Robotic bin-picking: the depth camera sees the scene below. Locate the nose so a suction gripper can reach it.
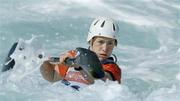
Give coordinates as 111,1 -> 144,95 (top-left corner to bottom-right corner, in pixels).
102,43 -> 108,52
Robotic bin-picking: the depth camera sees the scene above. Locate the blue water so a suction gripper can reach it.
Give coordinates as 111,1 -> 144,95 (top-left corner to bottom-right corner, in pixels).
0,0 -> 180,101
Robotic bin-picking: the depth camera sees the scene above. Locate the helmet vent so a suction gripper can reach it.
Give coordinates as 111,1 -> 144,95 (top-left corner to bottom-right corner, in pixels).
113,23 -> 116,31
101,21 -> 105,27
94,20 -> 99,25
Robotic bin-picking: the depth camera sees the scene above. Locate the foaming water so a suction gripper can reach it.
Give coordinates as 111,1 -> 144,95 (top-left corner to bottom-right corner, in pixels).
0,0 -> 180,101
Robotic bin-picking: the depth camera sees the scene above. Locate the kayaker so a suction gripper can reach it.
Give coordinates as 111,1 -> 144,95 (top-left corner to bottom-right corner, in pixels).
40,17 -> 122,90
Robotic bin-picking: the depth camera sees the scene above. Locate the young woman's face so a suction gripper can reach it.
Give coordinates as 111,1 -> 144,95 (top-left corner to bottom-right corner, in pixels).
90,36 -> 116,61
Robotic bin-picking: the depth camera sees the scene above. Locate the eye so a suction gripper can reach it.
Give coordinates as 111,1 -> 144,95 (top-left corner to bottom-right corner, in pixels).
98,40 -> 105,44
107,41 -> 114,45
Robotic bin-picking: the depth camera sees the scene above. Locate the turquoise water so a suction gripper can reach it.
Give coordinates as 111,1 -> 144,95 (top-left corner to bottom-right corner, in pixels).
0,0 -> 180,101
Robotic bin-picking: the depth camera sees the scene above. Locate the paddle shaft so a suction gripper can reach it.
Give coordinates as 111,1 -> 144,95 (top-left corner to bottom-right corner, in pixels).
49,57 -> 75,66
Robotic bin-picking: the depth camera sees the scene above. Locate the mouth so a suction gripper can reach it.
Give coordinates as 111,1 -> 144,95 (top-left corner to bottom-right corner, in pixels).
99,54 -> 108,58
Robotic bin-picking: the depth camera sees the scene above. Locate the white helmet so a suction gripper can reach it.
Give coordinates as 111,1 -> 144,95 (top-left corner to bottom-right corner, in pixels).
87,17 -> 119,43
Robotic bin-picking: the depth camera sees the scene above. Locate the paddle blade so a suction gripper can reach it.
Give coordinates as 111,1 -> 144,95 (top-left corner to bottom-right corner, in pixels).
2,42 -> 18,72
75,47 -> 105,78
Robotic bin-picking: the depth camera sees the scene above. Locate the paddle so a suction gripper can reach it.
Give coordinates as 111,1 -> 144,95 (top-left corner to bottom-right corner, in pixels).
2,42 -> 105,79
50,47 -> 105,78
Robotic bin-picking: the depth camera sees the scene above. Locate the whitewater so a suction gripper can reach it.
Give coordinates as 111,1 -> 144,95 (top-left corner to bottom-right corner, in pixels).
0,0 -> 180,101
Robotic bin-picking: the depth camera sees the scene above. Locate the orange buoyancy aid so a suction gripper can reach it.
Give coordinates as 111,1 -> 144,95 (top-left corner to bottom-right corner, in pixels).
103,63 -> 121,83
55,50 -> 121,84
